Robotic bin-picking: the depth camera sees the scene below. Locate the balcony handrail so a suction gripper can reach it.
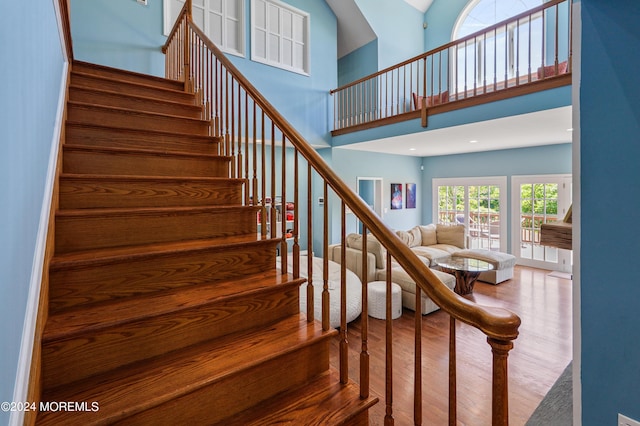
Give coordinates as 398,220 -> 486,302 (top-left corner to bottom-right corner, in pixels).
331,0 -> 568,94
330,0 -> 572,133
163,2 -> 521,423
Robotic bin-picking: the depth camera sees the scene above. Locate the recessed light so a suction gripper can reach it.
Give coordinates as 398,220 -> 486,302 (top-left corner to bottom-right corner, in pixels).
469,140 -> 478,144
409,148 -> 416,151
566,128 -> 573,132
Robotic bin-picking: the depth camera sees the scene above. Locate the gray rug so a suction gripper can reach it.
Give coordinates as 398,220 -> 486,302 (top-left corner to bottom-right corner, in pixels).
525,361 -> 573,425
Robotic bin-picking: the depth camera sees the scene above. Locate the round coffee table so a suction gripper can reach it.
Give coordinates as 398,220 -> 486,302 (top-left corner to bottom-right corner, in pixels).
435,257 -> 494,295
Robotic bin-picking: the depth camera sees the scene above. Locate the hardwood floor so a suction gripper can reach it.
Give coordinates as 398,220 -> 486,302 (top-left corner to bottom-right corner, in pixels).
330,265 -> 573,425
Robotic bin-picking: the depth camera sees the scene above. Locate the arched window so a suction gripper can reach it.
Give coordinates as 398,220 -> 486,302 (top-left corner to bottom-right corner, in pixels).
451,0 -> 546,93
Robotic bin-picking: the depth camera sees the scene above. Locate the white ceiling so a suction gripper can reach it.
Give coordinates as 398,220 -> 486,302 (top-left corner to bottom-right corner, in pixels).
336,106 -> 573,157
403,0 -> 434,13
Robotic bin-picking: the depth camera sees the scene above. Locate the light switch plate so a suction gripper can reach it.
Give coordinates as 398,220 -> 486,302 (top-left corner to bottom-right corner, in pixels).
137,0 -> 148,5
619,414 -> 640,426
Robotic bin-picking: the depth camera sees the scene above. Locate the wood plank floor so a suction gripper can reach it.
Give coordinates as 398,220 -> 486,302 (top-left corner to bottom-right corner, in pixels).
330,265 -> 573,425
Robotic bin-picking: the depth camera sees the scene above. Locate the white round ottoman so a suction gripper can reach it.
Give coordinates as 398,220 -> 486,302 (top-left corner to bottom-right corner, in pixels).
367,281 -> 402,320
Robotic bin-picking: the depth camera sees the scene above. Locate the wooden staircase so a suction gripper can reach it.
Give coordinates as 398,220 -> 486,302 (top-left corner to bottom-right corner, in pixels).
37,61 -> 376,425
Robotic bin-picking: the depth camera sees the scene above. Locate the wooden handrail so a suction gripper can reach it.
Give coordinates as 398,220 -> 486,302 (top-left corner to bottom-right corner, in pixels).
58,0 -> 74,60
164,8 -> 521,423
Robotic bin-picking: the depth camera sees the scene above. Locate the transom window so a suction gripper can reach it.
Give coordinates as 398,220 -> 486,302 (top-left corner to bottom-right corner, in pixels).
251,0 -> 310,75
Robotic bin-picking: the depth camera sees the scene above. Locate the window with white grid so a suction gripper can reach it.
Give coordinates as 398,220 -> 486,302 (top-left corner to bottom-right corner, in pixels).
251,0 -> 310,75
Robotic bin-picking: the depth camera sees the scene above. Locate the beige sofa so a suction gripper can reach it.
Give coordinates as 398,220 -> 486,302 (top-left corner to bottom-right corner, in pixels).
327,224 -> 516,315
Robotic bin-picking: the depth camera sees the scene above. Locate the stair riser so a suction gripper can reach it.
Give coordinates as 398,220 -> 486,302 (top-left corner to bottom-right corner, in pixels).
49,242 -> 278,312
71,73 -> 194,103
65,124 -> 219,154
55,208 -> 257,253
68,104 -> 210,135
62,148 -> 229,178
73,62 -> 185,91
119,341 -> 331,425
69,86 -> 203,119
42,285 -> 301,390
59,178 -> 244,209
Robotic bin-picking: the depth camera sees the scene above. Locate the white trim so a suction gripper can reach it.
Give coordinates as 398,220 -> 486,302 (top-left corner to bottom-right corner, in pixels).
571,1 -> 581,424
9,12 -> 68,423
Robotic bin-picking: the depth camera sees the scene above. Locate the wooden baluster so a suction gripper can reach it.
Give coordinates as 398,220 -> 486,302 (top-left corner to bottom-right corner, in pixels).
527,15 -> 532,83
183,14 -> 191,92
270,121 -> 276,247
236,82 -> 242,178
515,20 -> 520,85
483,32 -> 487,91
449,316 -> 457,426
384,252 -> 394,425
414,285 -> 422,425
230,78 -> 236,178
568,0 -> 573,73
280,134 -> 288,266
554,4 -> 560,75
306,163 -> 314,322
322,182 -> 330,331
292,149 -> 300,278
489,338 -> 514,426
340,202 -> 348,385
225,70 -> 230,157
541,9 -> 546,75
360,226 -> 370,399
244,92 -> 250,205
252,102 -> 261,236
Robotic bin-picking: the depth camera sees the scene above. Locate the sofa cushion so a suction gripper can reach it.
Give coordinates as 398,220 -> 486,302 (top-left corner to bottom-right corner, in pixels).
429,244 -> 461,254
419,224 -> 438,246
411,246 -> 453,265
346,233 -> 386,269
396,226 -> 422,248
436,224 -> 466,248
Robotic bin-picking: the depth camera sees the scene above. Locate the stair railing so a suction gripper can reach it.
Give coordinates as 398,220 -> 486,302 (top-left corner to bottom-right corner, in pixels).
330,0 -> 572,133
163,4 -> 521,424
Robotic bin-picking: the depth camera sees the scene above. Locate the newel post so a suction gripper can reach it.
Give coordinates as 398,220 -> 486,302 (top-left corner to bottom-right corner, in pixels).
183,0 -> 193,92
488,337 -> 514,426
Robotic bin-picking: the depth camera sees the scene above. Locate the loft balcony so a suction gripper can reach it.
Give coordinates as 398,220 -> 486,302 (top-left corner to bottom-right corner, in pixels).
330,0 -> 572,141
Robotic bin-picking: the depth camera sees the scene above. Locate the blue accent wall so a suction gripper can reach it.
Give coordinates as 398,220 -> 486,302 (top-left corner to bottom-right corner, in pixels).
70,0 -> 166,76
423,0 -> 468,50
580,0 -> 640,423
338,39 -> 378,87
421,143 -> 572,252
0,1 -> 65,422
331,148 -> 423,236
354,0 -> 425,70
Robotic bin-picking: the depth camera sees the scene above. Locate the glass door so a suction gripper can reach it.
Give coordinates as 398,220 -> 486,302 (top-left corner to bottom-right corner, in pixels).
434,177 -> 507,251
512,175 -> 572,271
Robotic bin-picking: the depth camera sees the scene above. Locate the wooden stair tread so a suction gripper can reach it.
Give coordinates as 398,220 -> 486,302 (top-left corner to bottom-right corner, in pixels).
43,271 -> 304,341
71,70 -> 190,97
218,369 -> 378,426
63,143 -> 230,161
60,173 -> 245,184
56,204 -> 258,219
73,60 -> 185,90
68,100 -> 209,124
69,84 -> 202,110
65,121 -> 222,144
50,234 -> 276,269
40,315 -> 334,425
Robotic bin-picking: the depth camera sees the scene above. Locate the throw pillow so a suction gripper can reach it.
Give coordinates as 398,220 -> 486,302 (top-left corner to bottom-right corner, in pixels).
419,224 -> 437,246
396,226 -> 422,248
436,224 -> 466,248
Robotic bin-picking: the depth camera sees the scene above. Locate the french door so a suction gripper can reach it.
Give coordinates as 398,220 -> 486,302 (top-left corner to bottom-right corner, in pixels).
511,174 -> 572,272
433,177 -> 507,251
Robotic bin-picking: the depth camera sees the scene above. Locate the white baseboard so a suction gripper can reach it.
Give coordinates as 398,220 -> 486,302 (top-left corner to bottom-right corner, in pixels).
9,59 -> 68,426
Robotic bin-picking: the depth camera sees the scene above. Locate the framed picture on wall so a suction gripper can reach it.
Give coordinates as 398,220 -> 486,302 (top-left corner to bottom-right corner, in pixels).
391,183 -> 403,209
406,183 -> 416,209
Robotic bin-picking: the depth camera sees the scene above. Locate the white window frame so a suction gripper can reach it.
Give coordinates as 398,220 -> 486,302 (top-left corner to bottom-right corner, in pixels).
163,0 -> 245,58
251,0 -> 310,76
432,177 -> 508,251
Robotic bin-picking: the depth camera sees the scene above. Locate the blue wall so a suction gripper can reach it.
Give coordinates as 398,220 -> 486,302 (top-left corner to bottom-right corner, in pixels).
70,0 -> 166,76
331,148 -> 423,237
421,143 -> 572,252
580,0 -> 640,423
0,1 -> 65,422
338,39 -> 378,87
354,0 -> 425,70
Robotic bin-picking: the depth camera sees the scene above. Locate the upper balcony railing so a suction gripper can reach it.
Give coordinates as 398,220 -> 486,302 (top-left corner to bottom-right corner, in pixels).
330,0 -> 572,134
